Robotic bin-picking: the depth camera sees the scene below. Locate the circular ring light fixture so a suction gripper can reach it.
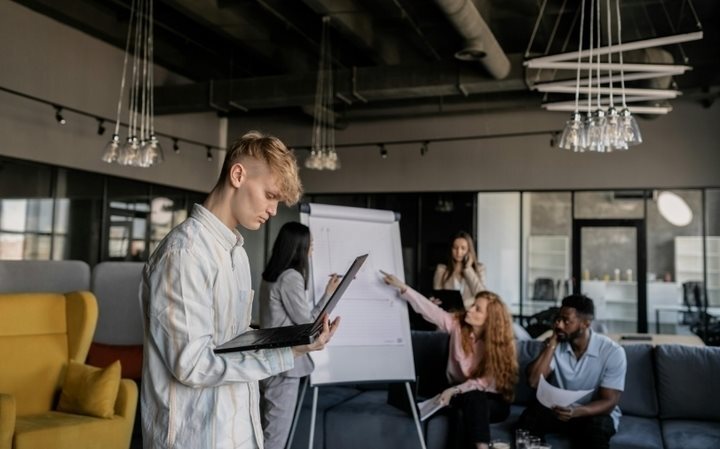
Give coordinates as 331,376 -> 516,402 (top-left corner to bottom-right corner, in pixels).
657,191 -> 693,226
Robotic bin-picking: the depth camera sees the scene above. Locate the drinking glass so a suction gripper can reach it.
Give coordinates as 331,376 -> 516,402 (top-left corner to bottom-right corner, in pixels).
515,429 -> 530,449
527,436 -> 542,448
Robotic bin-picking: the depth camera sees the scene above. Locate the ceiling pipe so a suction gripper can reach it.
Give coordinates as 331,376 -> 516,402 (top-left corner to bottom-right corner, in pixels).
432,0 -> 511,79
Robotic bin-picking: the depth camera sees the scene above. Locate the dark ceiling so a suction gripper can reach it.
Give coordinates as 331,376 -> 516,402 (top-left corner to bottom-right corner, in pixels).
14,0 -> 720,123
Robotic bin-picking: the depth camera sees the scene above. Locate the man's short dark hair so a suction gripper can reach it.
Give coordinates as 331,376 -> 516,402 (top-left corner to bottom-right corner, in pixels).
561,294 -> 595,320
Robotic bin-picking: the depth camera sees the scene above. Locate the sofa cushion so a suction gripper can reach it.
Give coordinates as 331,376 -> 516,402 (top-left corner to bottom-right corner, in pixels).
410,331 -> 450,398
661,419 -> 720,449
424,412 -> 450,449
610,415 -> 664,449
617,344 -> 658,417
492,411 -> 662,449
656,345 -> 720,419
489,404 -> 524,444
57,360 -> 121,419
514,340 -> 544,405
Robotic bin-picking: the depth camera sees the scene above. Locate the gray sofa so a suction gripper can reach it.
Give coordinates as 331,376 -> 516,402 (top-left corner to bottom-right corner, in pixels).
290,331 -> 720,449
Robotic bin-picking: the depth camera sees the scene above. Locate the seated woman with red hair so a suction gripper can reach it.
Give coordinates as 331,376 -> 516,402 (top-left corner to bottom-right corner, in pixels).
382,271 -> 518,449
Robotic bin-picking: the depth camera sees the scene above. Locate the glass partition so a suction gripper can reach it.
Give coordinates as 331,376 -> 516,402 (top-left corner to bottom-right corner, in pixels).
522,192 -> 572,318
647,189 -> 703,333
579,226 -> 638,333
705,189 -> 720,308
0,160 -> 53,259
477,192 -> 521,315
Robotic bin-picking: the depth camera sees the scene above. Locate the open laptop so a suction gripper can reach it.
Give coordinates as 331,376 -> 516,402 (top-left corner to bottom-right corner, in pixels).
214,254 -> 368,353
431,289 -> 465,312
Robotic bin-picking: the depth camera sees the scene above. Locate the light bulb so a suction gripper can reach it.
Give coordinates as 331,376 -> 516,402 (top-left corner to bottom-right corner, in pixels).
101,134 -> 121,163
140,135 -> 165,167
558,112 -> 587,152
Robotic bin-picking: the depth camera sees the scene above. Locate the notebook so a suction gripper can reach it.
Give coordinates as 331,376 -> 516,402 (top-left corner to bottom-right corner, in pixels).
431,289 -> 465,312
214,254 -> 368,353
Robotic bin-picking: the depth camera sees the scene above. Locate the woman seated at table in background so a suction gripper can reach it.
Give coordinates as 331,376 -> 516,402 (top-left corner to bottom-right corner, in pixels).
382,271 -> 518,449
434,231 -> 487,309
259,222 -> 341,449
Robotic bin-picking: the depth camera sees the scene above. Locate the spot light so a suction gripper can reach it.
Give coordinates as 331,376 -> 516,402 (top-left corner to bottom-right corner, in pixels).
420,141 -> 429,156
173,138 -> 180,154
379,144 -> 388,159
206,146 -> 213,161
54,107 -> 66,125
96,119 -> 106,135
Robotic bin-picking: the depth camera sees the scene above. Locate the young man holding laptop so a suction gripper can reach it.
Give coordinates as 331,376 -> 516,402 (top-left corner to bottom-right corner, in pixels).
140,131 -> 340,449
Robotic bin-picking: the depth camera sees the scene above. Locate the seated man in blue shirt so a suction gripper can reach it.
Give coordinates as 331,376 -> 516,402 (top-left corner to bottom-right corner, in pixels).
519,295 -> 627,449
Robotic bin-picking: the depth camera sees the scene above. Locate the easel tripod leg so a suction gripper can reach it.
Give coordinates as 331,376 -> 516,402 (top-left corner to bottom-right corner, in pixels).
285,376 -> 309,449
308,386 -> 319,449
405,381 -> 427,449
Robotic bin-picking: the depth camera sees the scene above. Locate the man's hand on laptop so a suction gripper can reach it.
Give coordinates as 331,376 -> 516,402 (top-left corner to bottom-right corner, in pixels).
291,314 -> 340,357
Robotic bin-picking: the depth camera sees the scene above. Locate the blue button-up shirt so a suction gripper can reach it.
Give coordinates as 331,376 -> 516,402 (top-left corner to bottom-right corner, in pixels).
550,330 -> 627,430
141,204 -> 294,449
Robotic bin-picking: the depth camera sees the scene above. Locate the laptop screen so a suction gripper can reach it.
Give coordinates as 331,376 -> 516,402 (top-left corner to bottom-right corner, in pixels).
310,254 -> 368,330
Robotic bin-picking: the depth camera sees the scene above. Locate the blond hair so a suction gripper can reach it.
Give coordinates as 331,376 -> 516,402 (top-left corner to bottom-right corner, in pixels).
218,131 -> 302,205
457,291 -> 519,402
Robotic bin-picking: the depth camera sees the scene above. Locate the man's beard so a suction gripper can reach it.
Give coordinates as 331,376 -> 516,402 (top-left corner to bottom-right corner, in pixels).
556,328 -> 584,342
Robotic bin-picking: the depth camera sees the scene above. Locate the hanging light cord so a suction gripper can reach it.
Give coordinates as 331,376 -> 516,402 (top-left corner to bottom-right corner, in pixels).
113,0 -> 137,137
148,0 -> 155,138
595,0 -> 602,109
606,0 -> 614,108
587,0 -> 595,113
573,0 -> 586,113
616,0 -> 627,108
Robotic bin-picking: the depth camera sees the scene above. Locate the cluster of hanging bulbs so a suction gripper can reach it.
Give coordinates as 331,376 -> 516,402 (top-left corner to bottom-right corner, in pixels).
101,0 -> 164,167
304,148 -> 340,170
558,0 -> 642,152
305,16 -> 341,171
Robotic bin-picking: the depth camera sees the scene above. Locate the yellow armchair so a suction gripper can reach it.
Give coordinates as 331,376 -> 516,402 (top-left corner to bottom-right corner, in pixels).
0,292 -> 138,449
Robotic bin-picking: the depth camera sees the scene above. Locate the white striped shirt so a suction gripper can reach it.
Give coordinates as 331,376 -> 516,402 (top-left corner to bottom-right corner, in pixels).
141,204 -> 294,449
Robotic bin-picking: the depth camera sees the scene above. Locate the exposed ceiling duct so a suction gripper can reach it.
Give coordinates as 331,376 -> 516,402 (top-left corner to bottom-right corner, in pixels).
432,0 -> 511,79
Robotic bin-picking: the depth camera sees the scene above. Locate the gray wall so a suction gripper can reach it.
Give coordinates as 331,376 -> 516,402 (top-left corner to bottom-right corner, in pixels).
0,1 -> 223,193
231,102 -> 720,194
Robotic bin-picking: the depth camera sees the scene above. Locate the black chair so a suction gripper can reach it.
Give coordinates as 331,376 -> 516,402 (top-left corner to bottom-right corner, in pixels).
681,281 -> 720,346
532,277 -> 556,302
681,281 -> 705,325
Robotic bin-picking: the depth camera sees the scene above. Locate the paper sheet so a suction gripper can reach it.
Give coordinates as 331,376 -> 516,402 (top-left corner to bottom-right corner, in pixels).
417,394 -> 445,421
537,375 -> 593,408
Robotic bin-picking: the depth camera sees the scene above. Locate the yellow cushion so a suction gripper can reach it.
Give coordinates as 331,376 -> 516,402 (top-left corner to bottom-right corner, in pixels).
57,361 -> 121,419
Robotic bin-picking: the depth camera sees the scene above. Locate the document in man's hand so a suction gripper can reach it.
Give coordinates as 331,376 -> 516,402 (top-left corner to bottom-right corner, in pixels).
417,394 -> 445,421
537,375 -> 593,408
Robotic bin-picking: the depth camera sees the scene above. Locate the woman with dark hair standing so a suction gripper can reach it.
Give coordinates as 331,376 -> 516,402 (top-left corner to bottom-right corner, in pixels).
259,222 -> 341,449
382,271 -> 518,449
433,231 -> 487,309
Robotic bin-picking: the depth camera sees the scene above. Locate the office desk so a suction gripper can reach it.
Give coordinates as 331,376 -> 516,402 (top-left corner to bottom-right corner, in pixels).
652,305 -> 720,333
608,333 -> 705,347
